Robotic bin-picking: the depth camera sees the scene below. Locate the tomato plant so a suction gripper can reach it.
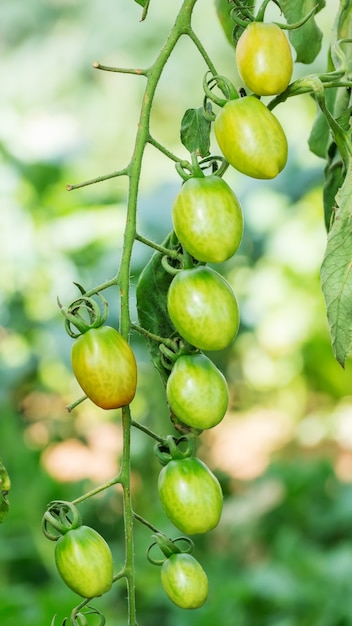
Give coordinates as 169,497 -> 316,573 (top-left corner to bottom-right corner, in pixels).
235,22 -> 293,96
161,553 -> 208,609
166,353 -> 229,430
171,174 -> 243,263
214,96 -> 288,179
40,0 -> 352,623
71,325 -> 137,410
55,525 -> 114,598
158,455 -> 223,534
167,266 -> 239,351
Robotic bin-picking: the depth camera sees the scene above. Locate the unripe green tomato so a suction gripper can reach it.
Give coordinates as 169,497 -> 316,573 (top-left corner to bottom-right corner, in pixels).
161,553 -> 208,609
55,525 -> 113,598
71,326 -> 137,410
236,22 -> 293,96
158,456 -> 223,534
167,266 -> 239,351
172,175 -> 243,263
214,96 -> 288,179
166,353 -> 228,429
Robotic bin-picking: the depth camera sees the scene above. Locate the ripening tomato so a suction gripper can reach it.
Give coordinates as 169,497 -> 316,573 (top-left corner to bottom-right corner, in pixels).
214,96 -> 288,179
55,525 -> 113,598
166,353 -> 228,430
167,266 -> 239,351
158,456 -> 223,534
172,175 -> 243,263
236,22 -> 293,96
161,553 -> 208,609
71,326 -> 137,410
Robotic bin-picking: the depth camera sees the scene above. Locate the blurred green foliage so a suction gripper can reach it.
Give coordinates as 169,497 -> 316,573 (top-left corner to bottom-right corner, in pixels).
2,0 -> 352,624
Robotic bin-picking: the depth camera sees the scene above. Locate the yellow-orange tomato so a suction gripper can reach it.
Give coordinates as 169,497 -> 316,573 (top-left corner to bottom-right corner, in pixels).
71,326 -> 137,409
235,22 -> 293,96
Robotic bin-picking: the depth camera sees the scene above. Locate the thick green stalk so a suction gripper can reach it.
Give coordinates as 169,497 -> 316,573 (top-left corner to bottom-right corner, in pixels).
115,2 -> 200,624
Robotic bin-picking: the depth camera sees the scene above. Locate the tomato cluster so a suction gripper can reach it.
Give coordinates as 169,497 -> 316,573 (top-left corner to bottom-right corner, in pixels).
50,10 -> 298,617
164,171 -> 243,433
213,21 -> 292,180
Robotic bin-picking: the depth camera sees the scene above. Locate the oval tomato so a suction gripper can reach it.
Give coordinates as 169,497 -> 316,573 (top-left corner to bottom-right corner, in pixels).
172,175 -> 243,263
214,96 -> 288,179
71,326 -> 137,409
167,266 -> 239,351
166,353 -> 228,430
161,553 -> 208,609
55,525 -> 113,598
236,22 -> 293,96
158,456 -> 223,534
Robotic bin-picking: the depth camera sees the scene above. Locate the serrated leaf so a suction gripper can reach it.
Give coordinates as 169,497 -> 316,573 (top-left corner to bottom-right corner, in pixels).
321,161 -> 352,366
180,108 -> 211,158
280,0 -> 325,64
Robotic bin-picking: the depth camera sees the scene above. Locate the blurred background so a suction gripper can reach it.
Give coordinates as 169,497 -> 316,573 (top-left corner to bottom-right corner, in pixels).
3,0 -> 352,624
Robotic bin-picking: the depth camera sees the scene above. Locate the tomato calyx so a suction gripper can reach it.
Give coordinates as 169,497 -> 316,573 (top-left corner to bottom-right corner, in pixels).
42,500 -> 82,541
231,0 -> 318,31
59,290 -> 109,338
51,604 -> 106,626
158,336 -> 199,371
154,434 -> 195,466
147,532 -> 194,565
202,71 -> 239,118
175,152 -> 228,182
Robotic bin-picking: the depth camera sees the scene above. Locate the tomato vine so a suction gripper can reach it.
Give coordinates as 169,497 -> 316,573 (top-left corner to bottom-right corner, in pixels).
39,0 -> 352,624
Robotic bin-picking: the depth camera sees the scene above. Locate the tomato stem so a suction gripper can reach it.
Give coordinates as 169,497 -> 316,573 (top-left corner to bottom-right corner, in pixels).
66,166 -> 129,191
130,419 -> 165,444
135,232 -> 182,259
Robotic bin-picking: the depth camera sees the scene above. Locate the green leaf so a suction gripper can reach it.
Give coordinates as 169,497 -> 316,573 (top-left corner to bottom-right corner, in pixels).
134,0 -> 150,20
136,232 -> 179,385
323,143 -> 344,231
180,108 -> 211,158
321,162 -> 352,366
214,0 -> 235,46
280,0 -> 325,64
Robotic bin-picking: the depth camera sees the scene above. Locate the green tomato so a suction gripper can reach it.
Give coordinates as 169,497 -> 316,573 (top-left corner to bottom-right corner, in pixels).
214,96 -> 288,179
161,553 -> 208,609
55,525 -> 113,598
172,175 -> 243,263
166,353 -> 228,430
71,326 -> 137,410
167,266 -> 239,351
236,22 -> 293,96
158,456 -> 223,534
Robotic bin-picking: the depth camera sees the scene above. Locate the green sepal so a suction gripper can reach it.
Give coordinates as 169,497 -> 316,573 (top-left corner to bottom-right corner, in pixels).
147,532 -> 194,565
42,500 -> 82,540
154,435 -> 196,466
